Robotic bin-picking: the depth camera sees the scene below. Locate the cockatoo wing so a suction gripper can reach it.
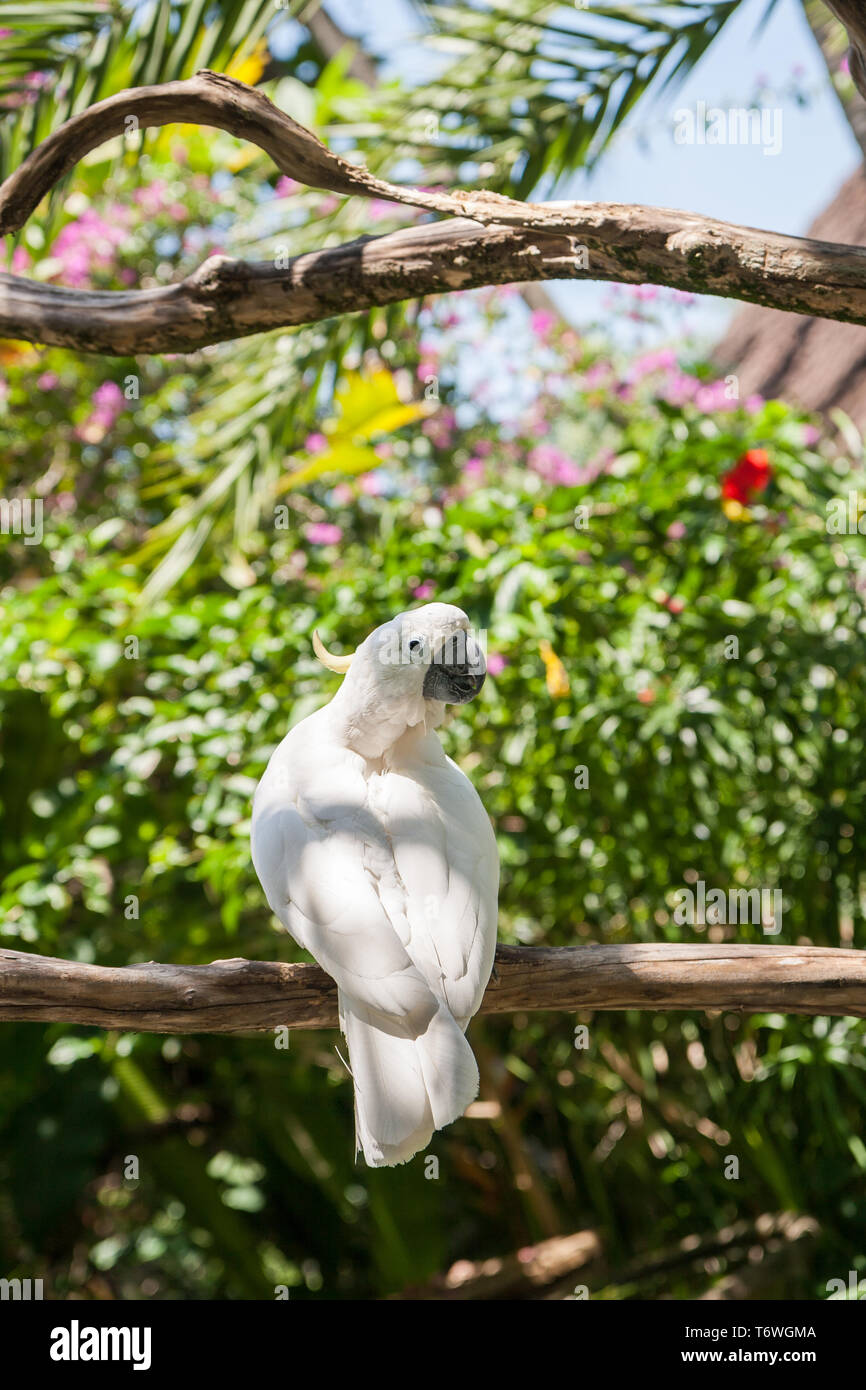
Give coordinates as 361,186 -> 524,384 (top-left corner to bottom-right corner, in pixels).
252,731 -> 432,1024
369,731 -> 499,1028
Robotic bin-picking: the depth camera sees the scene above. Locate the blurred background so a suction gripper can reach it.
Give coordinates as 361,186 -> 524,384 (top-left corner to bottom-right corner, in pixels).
1,0 -> 865,1300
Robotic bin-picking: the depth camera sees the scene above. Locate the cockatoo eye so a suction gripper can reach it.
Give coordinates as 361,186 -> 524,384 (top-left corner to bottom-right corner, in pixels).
408,639 -> 422,654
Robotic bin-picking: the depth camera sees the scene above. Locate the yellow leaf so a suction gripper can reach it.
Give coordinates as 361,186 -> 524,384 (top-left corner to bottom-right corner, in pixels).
0,338 -> 35,365
722,498 -> 751,522
275,370 -> 429,492
539,639 -> 570,698
277,444 -> 381,493
226,39 -> 269,88
331,369 -> 430,438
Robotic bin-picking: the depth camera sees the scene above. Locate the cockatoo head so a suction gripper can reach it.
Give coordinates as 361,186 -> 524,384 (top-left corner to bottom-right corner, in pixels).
313,603 -> 486,757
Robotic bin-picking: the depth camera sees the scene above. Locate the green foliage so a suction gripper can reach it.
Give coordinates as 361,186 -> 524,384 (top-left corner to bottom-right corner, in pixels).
0,0 -> 863,1303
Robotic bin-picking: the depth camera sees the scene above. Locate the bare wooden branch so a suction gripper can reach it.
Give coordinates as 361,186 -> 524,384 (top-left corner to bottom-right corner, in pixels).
4,70 -> 866,352
825,1 -> 866,103
0,942 -> 864,1034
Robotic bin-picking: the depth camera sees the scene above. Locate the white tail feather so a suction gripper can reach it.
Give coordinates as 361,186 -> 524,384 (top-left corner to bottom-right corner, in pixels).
341,995 -> 479,1167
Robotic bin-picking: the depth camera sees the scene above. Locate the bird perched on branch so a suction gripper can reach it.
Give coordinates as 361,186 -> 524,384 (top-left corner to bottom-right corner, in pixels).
251,603 -> 499,1167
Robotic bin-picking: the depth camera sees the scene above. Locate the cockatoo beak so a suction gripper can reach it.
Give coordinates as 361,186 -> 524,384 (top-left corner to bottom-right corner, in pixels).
313,629 -> 354,674
422,631 -> 486,704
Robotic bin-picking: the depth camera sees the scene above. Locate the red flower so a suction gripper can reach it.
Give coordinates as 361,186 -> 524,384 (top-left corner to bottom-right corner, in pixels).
721,448 -> 771,504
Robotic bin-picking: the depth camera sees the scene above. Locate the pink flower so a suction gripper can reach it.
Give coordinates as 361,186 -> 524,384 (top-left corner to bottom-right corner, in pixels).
132,179 -> 170,215
36,372 -> 59,391
667,521 -> 687,540
583,362 -> 613,388
802,424 -> 820,445
358,472 -> 383,496
275,176 -> 299,198
50,207 -> 131,287
75,380 -> 124,442
10,246 -> 31,273
331,483 -> 354,505
628,348 -> 677,382
463,457 -> 485,477
627,283 -> 659,302
422,408 -> 456,450
661,372 -> 702,407
694,380 -> 735,413
528,444 -> 595,486
305,522 -> 343,546
486,653 -> 507,677
304,432 -> 328,453
530,310 -> 555,338
412,582 -> 435,599
368,199 -> 398,222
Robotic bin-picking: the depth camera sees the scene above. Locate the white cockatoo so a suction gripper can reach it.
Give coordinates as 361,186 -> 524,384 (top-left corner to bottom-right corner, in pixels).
251,603 -> 499,1167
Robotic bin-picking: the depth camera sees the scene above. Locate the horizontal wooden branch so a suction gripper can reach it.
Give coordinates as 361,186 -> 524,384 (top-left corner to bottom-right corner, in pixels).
0,943 -> 864,1034
3,70 -> 866,352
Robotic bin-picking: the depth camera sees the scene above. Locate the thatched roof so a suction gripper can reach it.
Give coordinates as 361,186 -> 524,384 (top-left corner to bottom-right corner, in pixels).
714,165 -> 866,426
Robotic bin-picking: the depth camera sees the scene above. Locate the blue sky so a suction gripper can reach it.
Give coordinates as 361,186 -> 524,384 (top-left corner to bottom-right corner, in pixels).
320,0 -> 861,348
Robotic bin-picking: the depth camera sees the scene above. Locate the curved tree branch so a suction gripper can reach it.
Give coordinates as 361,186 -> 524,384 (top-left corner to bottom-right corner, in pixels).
0,942 -> 864,1033
825,1 -> 866,103
3,70 -> 866,353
